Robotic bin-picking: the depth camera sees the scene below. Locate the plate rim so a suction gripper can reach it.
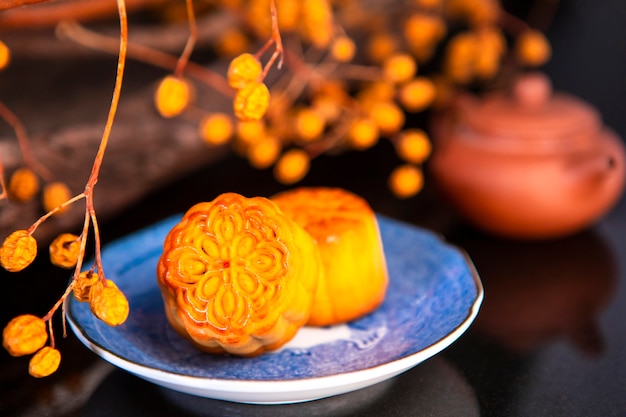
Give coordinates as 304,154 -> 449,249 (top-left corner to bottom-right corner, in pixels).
66,215 -> 484,403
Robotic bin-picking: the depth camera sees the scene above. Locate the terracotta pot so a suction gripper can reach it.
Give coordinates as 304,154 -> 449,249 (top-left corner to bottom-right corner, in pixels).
429,72 -> 626,239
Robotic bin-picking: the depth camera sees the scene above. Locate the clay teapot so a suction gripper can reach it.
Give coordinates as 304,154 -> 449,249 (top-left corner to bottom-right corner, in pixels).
429,72 -> 626,239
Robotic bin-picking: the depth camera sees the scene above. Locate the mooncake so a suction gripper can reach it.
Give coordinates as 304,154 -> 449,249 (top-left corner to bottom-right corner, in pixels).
271,187 -> 388,326
157,192 -> 322,356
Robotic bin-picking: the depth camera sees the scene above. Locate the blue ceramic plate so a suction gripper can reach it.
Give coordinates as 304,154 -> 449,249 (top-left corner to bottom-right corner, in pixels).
67,215 -> 483,404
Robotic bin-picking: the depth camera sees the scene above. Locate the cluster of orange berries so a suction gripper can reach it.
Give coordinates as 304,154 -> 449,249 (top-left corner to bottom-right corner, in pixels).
5,167 -> 73,214
149,0 -> 551,198
3,315 -> 60,378
2,45 -> 73,213
73,271 -> 130,327
0,228 -> 129,377
0,228 -> 128,377
227,53 -> 271,122
1,279 -> 128,378
0,0 -> 553,378
1,38 -> 129,377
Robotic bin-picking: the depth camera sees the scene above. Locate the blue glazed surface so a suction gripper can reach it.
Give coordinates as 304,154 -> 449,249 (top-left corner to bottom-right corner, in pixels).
67,215 -> 481,381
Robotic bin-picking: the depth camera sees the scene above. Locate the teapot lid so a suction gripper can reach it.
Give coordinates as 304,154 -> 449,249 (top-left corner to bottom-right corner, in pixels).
460,72 -> 601,143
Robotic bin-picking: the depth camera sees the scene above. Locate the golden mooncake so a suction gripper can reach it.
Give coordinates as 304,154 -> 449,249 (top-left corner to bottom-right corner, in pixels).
157,192 -> 322,356
271,187 -> 388,326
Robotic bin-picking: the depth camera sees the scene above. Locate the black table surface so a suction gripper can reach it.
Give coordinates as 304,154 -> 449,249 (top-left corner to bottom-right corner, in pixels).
1,146 -> 624,417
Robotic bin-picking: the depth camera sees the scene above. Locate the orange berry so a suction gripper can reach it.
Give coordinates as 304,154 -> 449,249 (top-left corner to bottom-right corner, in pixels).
382,53 -> 418,84
29,346 -> 61,378
516,29 -> 551,67
0,40 -> 10,70
388,164 -> 424,198
215,28 -> 250,56
314,80 -> 350,104
294,108 -> 325,142
347,117 -> 380,150
89,279 -> 130,327
369,101 -> 405,136
443,31 -> 479,84
367,31 -> 399,63
8,167 -> 40,203
398,77 -> 436,112
357,81 -> 396,110
2,315 -> 47,357
395,129 -> 432,163
403,13 -> 447,56
227,53 -> 263,89
154,75 -> 193,118
305,26 -> 333,50
473,26 -> 506,79
274,149 -> 311,184
199,113 -> 234,146
0,230 -> 37,273
242,0 -> 272,37
311,94 -> 342,123
247,135 -> 282,169
233,81 -> 270,122
331,36 -> 356,62
73,271 -> 100,302
276,0 -> 301,31
446,0 -> 499,26
301,0 -> 334,48
49,233 -> 81,269
42,182 -> 72,215
236,120 -> 266,145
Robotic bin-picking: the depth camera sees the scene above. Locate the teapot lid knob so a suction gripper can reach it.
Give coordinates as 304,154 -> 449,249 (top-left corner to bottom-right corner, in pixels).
513,72 -> 552,108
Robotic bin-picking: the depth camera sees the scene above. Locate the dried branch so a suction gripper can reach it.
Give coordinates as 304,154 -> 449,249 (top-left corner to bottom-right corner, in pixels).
0,0 -> 168,29
0,0 -> 56,10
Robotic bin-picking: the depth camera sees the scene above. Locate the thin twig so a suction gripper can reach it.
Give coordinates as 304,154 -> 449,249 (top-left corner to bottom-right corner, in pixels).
258,0 -> 284,81
81,0 -> 128,283
0,158 -> 7,201
0,101 -> 55,183
40,0 -> 129,327
57,21 -> 234,98
173,0 -> 198,78
27,192 -> 86,235
0,0 -> 167,28
0,0 -> 53,10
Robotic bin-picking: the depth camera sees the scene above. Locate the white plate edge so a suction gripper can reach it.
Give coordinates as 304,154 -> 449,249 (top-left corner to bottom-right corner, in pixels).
66,265 -> 483,404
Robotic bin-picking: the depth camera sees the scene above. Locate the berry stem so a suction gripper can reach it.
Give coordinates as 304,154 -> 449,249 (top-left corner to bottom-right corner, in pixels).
0,0 -> 58,10
42,279 -> 77,322
57,21 -> 234,98
0,0 -> 166,29
47,317 -> 55,348
39,0 -> 129,334
0,100 -> 55,183
79,0 -> 128,298
89,205 -> 105,279
173,0 -> 197,78
27,192 -> 86,235
258,0 -> 284,81
84,0 -> 127,192
0,158 -> 7,200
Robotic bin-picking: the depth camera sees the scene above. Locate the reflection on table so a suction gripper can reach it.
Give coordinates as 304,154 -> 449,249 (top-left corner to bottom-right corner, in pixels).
81,356 -> 479,417
449,227 -> 617,355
